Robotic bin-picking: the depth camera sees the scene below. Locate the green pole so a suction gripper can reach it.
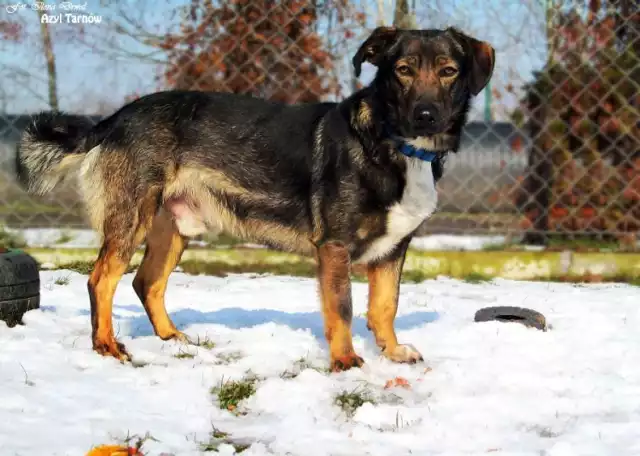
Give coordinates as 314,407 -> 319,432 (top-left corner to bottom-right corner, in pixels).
484,79 -> 492,122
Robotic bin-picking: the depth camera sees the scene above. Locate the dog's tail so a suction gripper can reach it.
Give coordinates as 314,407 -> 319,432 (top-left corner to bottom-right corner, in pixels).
16,112 -> 97,195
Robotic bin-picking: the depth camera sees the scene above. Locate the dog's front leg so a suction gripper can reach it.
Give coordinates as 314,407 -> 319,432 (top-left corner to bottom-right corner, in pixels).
317,241 -> 364,372
367,243 -> 424,364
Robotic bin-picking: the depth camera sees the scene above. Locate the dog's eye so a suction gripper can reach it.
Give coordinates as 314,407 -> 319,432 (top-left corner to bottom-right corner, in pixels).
396,66 -> 412,76
439,67 -> 458,77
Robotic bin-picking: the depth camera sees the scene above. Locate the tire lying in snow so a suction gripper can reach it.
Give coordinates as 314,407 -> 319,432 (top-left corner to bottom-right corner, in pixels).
0,248 -> 40,327
474,306 -> 547,331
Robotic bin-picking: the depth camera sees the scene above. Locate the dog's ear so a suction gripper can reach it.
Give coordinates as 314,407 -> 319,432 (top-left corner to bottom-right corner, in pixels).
352,26 -> 399,78
448,28 -> 495,96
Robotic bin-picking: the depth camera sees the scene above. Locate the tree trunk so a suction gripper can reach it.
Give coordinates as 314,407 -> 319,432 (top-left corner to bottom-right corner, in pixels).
393,0 -> 414,28
544,0 -> 560,67
521,121 -> 551,245
36,10 -> 58,111
376,0 -> 386,26
520,0 -> 559,245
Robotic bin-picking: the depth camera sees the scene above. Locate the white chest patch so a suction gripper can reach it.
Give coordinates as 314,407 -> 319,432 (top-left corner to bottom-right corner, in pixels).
357,158 -> 438,264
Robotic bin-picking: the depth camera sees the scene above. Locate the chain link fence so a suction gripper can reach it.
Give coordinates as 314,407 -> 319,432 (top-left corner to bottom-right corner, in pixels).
0,0 -> 638,248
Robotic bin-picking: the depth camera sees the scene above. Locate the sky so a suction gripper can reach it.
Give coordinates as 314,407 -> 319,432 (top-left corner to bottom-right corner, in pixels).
0,0 -> 548,120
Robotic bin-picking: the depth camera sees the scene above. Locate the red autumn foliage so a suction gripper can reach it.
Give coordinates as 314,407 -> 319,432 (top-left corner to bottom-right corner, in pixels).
0,20 -> 22,42
160,0 -> 362,104
384,377 -> 411,390
515,0 -> 640,239
511,136 -> 524,154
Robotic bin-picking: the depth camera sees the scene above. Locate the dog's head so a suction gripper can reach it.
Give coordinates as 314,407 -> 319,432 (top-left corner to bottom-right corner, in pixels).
353,26 -> 495,148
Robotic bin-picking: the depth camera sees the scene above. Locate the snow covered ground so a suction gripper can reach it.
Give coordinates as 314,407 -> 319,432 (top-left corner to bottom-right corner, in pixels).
1,271 -> 640,455
5,228 -> 102,249
7,227 -> 510,251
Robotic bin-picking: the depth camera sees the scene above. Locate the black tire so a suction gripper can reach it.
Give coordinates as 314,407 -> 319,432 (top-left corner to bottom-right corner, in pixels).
0,249 -> 40,327
474,306 -> 547,331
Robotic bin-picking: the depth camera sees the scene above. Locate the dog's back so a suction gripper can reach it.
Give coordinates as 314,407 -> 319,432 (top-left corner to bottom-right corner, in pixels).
17,90 -> 336,254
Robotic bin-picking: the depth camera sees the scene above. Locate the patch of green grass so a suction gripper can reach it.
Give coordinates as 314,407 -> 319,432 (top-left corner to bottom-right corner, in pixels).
194,232 -> 246,248
211,377 -> 258,411
200,427 -> 251,453
50,257 -> 439,283
53,261 -> 137,275
191,335 -> 216,349
24,245 -> 640,287
180,258 -> 436,282
179,259 -> 316,278
179,259 -> 438,284
462,272 -> 492,284
54,231 -> 74,245
335,386 -> 375,417
210,428 -> 229,439
54,275 -> 71,286
53,261 -> 94,275
531,273 -> 640,287
0,226 -> 26,249
545,234 -> 627,252
0,200 -> 66,215
401,269 -> 437,283
173,350 -> 196,360
482,242 -> 508,251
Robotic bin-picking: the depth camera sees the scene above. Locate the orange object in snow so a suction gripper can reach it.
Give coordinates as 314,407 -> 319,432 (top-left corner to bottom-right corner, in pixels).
86,445 -> 142,456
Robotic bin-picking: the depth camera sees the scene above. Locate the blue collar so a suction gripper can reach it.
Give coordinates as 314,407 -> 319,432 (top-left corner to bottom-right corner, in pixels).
383,124 -> 441,163
397,141 -> 438,163
391,136 -> 439,163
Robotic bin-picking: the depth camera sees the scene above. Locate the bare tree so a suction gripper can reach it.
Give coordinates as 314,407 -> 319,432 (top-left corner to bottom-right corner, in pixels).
376,0 -> 386,26
35,9 -> 58,111
393,0 -> 415,28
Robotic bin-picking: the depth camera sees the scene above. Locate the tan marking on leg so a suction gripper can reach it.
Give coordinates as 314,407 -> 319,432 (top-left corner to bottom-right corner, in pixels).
132,209 -> 187,341
317,241 -> 364,372
88,243 -> 134,362
88,190 -> 156,361
367,253 -> 423,364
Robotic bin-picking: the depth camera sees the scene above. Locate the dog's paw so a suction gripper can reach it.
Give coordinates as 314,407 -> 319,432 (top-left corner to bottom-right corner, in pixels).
160,330 -> 191,344
174,331 -> 192,344
331,353 -> 365,372
383,344 -> 423,364
93,337 -> 131,363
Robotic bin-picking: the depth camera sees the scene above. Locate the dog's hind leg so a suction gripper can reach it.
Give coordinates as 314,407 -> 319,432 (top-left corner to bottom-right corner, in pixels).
317,241 -> 364,372
132,208 -> 188,342
88,211 -> 146,362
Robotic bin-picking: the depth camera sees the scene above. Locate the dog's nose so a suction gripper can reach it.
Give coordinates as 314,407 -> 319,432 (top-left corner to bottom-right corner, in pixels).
413,104 -> 438,128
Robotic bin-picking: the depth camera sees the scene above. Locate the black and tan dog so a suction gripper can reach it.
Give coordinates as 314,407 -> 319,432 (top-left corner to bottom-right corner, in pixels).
16,26 -> 494,371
